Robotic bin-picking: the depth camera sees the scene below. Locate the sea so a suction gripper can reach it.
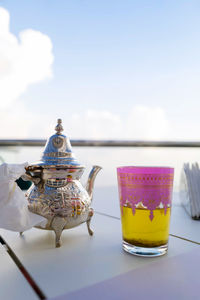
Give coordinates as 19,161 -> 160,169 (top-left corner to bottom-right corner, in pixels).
0,145 -> 199,193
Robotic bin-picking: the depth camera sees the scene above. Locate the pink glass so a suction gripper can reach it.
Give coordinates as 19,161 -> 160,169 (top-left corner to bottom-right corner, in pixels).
117,166 -> 174,257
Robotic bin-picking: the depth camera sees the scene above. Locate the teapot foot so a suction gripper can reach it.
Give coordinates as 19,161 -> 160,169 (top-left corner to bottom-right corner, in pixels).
87,208 -> 94,236
56,240 -> 61,248
51,216 -> 66,248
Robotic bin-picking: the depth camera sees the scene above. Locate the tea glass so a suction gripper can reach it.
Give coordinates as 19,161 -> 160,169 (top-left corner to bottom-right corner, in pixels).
117,166 -> 174,257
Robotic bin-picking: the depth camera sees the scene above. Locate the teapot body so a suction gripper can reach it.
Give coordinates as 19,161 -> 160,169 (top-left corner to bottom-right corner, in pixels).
27,178 -> 92,231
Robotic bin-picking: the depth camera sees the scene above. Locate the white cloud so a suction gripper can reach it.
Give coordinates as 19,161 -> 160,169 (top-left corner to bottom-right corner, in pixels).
68,110 -> 122,139
0,6 -> 53,109
125,106 -> 169,140
0,104 -> 169,140
0,104 -> 53,138
67,106 -> 169,140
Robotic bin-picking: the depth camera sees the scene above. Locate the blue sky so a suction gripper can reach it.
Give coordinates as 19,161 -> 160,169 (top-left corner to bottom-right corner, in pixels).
1,1 -> 200,139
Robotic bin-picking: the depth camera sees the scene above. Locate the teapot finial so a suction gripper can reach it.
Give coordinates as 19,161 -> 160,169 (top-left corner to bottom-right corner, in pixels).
55,118 -> 63,135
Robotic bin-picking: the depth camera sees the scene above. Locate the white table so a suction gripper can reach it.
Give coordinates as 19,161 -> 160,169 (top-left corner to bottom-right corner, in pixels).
1,186 -> 200,299
0,243 -> 38,300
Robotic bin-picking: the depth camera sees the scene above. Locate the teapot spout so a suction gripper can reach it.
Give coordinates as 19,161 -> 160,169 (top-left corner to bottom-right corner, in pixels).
86,166 -> 102,199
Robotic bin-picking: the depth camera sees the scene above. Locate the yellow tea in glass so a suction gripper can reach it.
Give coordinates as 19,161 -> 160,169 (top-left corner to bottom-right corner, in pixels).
117,166 -> 174,257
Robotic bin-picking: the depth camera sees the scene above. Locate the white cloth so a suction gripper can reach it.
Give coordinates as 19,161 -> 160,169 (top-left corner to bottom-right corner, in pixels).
180,162 -> 200,219
0,162 -> 46,231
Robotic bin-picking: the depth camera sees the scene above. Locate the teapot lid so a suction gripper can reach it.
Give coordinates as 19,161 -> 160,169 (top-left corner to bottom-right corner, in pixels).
28,119 -> 84,169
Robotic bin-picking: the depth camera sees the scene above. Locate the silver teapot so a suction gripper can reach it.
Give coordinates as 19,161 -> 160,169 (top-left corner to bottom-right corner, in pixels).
25,119 -> 101,247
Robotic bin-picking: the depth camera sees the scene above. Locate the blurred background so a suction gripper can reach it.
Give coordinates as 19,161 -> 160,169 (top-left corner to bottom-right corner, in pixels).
1,0 -> 200,191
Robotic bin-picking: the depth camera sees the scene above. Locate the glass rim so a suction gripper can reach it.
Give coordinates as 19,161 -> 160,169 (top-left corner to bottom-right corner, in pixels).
117,166 -> 174,174
117,166 -> 174,169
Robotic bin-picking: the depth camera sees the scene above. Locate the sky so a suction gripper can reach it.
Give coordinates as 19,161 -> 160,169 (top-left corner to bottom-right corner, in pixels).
0,0 -> 200,140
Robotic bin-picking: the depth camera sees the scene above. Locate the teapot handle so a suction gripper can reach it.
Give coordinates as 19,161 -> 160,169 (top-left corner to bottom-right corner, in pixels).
22,168 -> 41,185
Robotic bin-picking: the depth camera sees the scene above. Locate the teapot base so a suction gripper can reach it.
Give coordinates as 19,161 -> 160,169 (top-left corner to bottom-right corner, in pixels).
31,208 -> 94,247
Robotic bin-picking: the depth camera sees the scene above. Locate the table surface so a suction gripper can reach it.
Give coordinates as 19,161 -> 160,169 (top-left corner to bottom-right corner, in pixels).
1,186 -> 200,300
0,243 -> 38,300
